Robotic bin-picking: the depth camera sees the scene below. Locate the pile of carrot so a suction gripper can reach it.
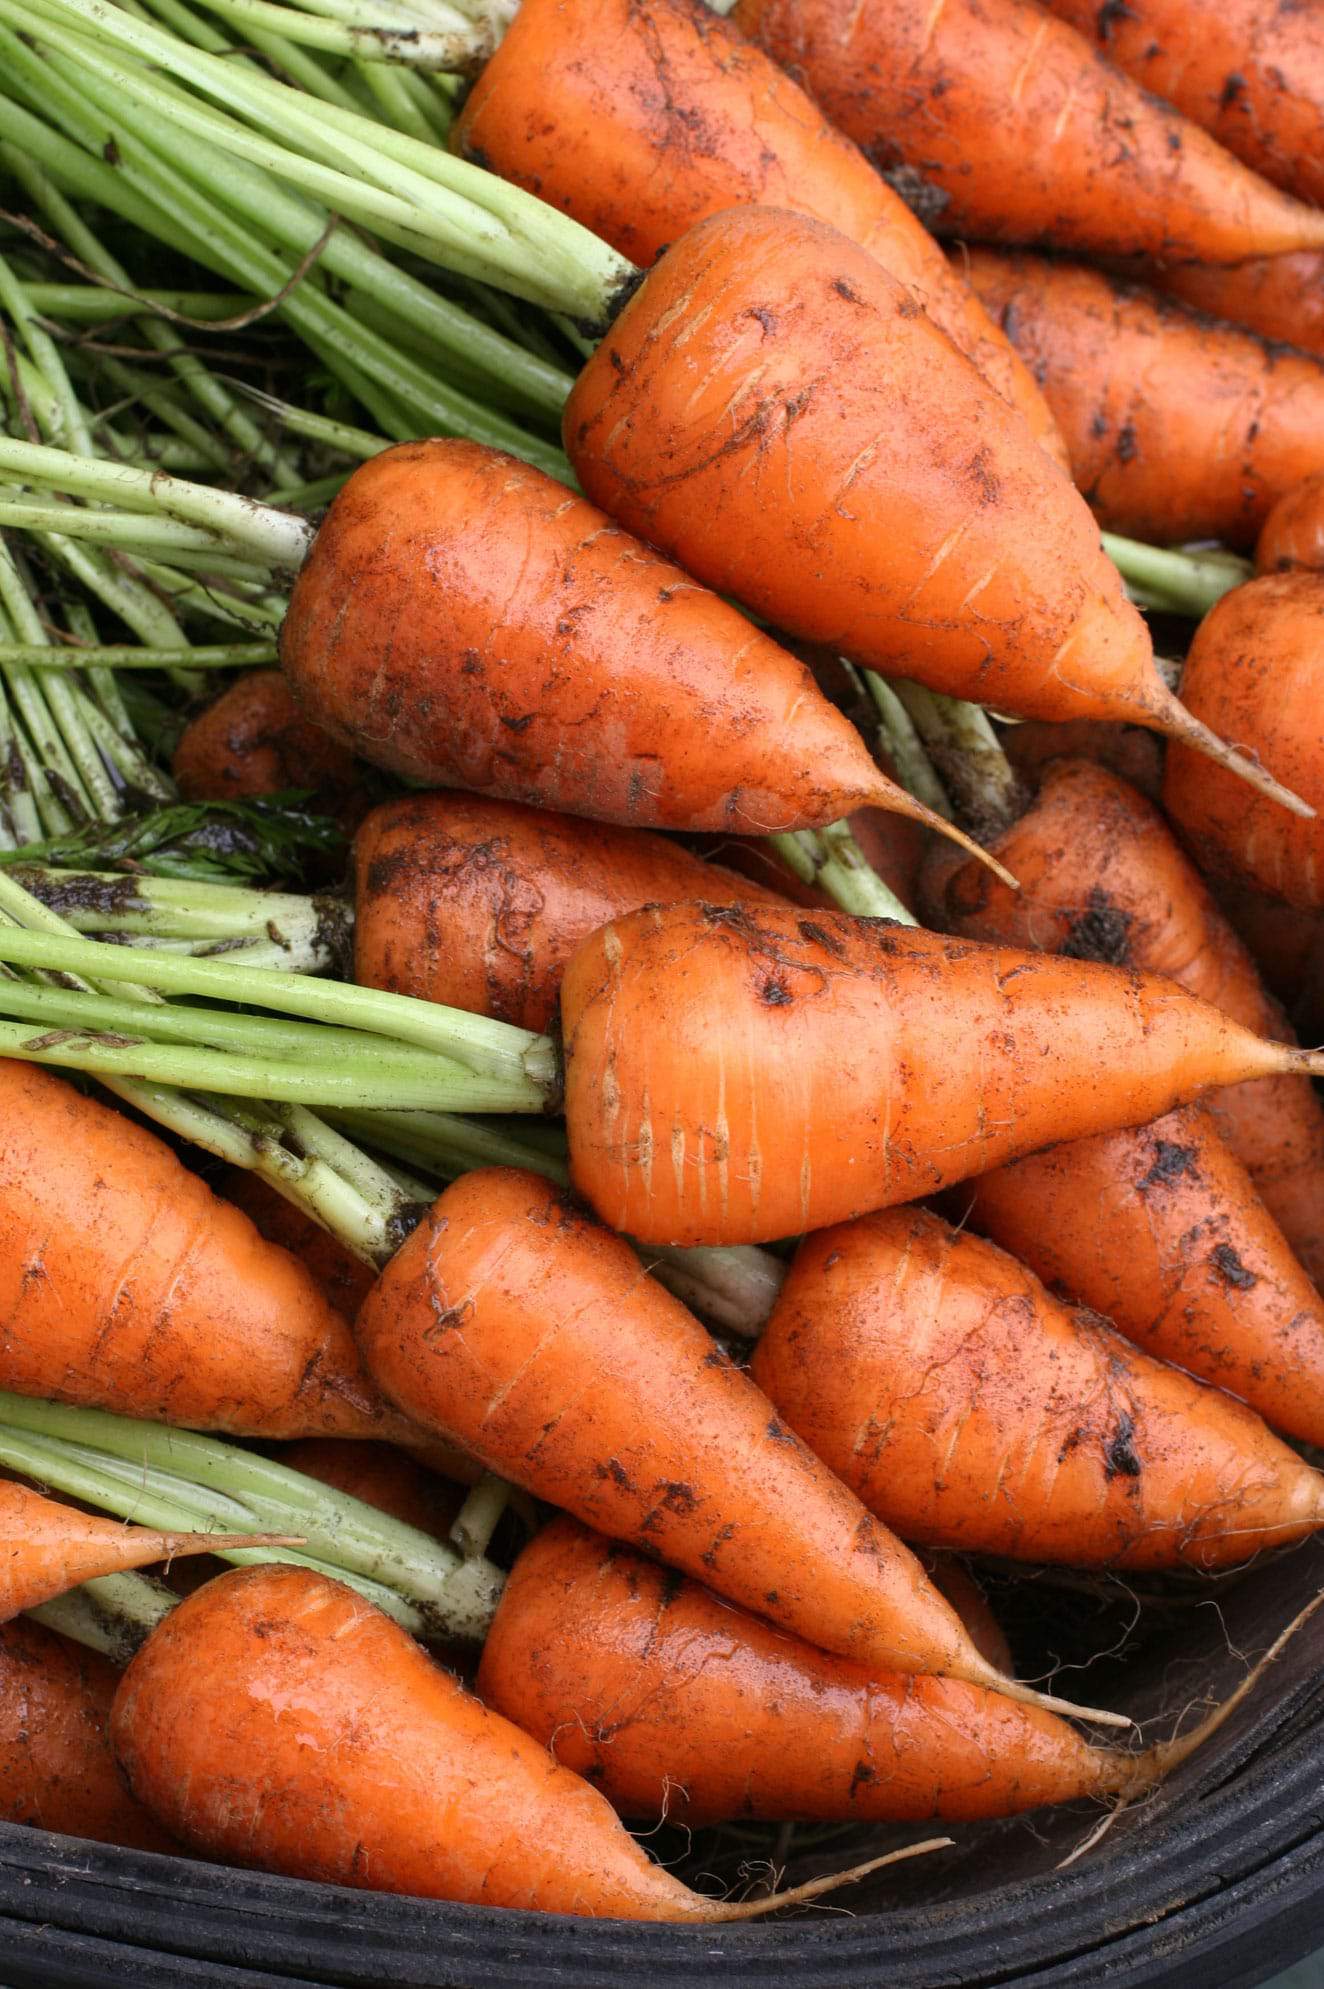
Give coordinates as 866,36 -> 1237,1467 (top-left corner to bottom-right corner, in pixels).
5,0 -> 1324,1939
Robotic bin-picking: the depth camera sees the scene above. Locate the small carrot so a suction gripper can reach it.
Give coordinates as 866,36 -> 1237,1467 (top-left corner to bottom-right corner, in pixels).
1138,251 -> 1324,362
215,1165 -> 377,1320
110,1561 -> 948,1918
454,0 -> 1069,465
750,1205 -> 1324,1568
1257,471 -> 1324,574
558,900 -> 1324,1248
477,1518 -> 1134,1826
565,206 -> 1302,805
355,1166 -> 1119,1719
732,0 -> 1324,260
959,248 -> 1324,547
173,669 -> 362,820
924,756 -> 1324,1285
0,1481 -> 298,1622
919,1554 -> 1013,1679
999,720 -> 1165,805
0,1616 -> 176,1851
352,791 -> 781,1034
1164,572 -> 1324,911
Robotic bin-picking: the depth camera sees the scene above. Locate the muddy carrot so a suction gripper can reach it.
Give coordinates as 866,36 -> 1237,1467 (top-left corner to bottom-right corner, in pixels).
173,668 -> 362,818
1137,252 -> 1324,363
999,720 -> 1164,804
1257,472 -> 1324,573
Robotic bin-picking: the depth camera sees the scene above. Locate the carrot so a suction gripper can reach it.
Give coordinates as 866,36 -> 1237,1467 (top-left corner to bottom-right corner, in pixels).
1138,252 -> 1324,362
1164,572 -> 1324,911
0,1616 -> 177,1851
352,791 -> 781,1034
276,1439 -> 466,1540
923,756 -> 1324,1284
564,206 -> 1301,803
355,1166 -> 1120,1719
920,1554 -> 1013,1679
731,0 -> 1324,261
173,668 -> 365,825
1213,879 -> 1324,1044
749,1205 -> 1324,1569
477,1518 -> 1135,1825
110,1561 -> 947,1918
1000,720 -> 1165,805
453,0 -> 1069,467
0,1480 -> 296,1621
1257,471 -> 1324,573
1041,0 -> 1324,207
958,248 -> 1324,547
215,1165 -> 377,1320
558,899 -> 1324,1248
0,1057 -> 413,1442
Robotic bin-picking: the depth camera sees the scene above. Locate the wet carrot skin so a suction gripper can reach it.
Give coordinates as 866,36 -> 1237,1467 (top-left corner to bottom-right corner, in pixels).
1257,472 -> 1324,573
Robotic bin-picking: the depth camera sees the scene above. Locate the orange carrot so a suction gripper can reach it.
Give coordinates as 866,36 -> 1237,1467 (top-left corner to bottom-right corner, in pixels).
1042,0 -> 1324,207
1257,471 -> 1324,573
0,1482 -> 296,1622
110,1561 -> 946,1917
1164,572 -> 1324,910
1213,879 -> 1324,1044
564,206 -> 1298,802
0,1616 -> 177,1851
750,1205 -> 1324,1568
959,248 -> 1324,546
558,900 -> 1324,1248
924,756 -> 1324,1284
732,0 -> 1324,260
355,1166 -> 1115,1717
454,0 -> 1069,465
352,791 -> 781,1033
920,1554 -> 1013,1679
477,1518 -> 1134,1825
215,1165 -> 377,1320
276,1439 -> 466,1539
1000,719 -> 1165,804
173,669 -> 366,831
1138,252 -> 1324,361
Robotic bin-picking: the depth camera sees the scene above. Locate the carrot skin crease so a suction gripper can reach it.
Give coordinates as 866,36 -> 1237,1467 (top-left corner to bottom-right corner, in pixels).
558,901 -> 1316,1248
750,1206 -> 1324,1569
732,0 -> 1324,260
477,1520 -> 1134,1825
454,0 -> 1069,466
1257,472 -> 1324,574
1135,253 -> 1324,364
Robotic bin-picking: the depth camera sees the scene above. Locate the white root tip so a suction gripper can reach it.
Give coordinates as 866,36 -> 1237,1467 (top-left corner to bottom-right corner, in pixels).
702,1835 -> 954,1920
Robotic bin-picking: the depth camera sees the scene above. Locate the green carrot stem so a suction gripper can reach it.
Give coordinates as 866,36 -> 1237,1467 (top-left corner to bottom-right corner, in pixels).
29,1571 -> 175,1663
863,672 -> 956,822
884,680 -> 1027,842
449,1472 -> 513,1558
1104,533 -> 1250,618
0,641 -> 274,666
18,283 -> 254,322
172,0 -> 481,68
769,823 -> 916,923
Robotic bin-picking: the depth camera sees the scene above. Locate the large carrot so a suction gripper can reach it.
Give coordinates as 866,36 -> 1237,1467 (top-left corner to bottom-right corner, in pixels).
110,1561 -> 946,1918
453,0 -> 1069,465
750,1205 -> 1324,1568
924,757 -> 1324,1283
352,791 -> 781,1033
1257,472 -> 1324,574
1139,252 -> 1324,362
558,899 -> 1324,1248
1042,0 -> 1324,207
1164,573 -> 1324,910
960,1107 -> 1324,1450
564,206 -> 1300,801
477,1518 -> 1135,1825
731,0 -> 1324,260
959,249 -> 1324,546
355,1166 -> 1116,1718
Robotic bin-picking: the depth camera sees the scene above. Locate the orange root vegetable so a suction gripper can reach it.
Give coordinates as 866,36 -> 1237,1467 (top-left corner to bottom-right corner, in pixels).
1042,0 -> 1324,208
1164,573 -> 1324,911
0,1617 -> 177,1851
959,249 -> 1324,547
215,1166 -> 377,1320
0,1482 -> 298,1622
558,900 -> 1324,1248
173,669 -> 363,820
732,0 -> 1324,261
276,1439 -> 466,1539
1139,252 -> 1324,362
0,1059 -> 409,1443
1214,880 -> 1324,1042
355,1167 -> 1118,1719
750,1205 -> 1324,1569
455,0 -> 1068,466
961,1106 -> 1324,1450
280,440 -> 988,869
477,1519 -> 1134,1826
352,792 -> 781,1034
565,206 -> 1299,807
999,720 -> 1165,804
920,1554 -> 1013,1679
1257,471 -> 1324,574
111,1561 -> 948,1918
924,756 -> 1324,1284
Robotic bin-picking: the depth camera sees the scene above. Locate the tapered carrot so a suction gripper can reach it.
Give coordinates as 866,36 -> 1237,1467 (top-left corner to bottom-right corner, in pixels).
0,1481 -> 297,1622
355,1166 -> 1118,1719
1042,0 -> 1324,207
0,1616 -> 177,1851
565,207 -> 1301,805
924,757 -> 1324,1283
920,1555 -> 1013,1678
454,0 -> 1069,465
352,792 -> 781,1034
173,669 -> 360,814
215,1166 -> 377,1320
1164,573 -> 1324,911
732,0 -> 1324,260
750,1206 -> 1324,1568
959,249 -> 1324,546
110,1562 -> 948,1918
558,900 -> 1324,1248
477,1518 -> 1133,1825
1139,252 -> 1324,362
1257,472 -> 1324,573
